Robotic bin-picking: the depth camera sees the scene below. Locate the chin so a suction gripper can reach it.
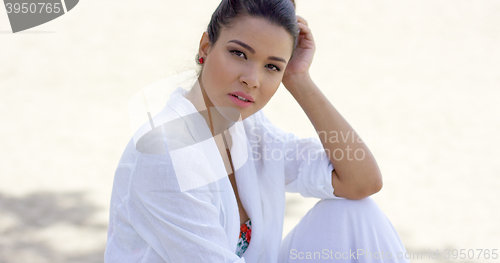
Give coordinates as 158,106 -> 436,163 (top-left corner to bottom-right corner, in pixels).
214,106 -> 245,122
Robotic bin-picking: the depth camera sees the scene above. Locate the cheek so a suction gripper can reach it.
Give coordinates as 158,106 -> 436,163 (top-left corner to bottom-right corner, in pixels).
262,76 -> 282,97
264,87 -> 279,104
256,80 -> 281,109
207,53 -> 240,85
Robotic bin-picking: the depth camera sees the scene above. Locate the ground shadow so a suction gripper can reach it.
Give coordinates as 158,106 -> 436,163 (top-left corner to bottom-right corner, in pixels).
0,191 -> 107,263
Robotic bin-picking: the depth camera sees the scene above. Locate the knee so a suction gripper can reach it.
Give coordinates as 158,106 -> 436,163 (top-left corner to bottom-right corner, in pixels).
305,197 -> 386,226
314,197 -> 380,214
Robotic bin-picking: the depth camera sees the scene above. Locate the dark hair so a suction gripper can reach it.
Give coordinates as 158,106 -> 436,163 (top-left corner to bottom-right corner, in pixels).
207,0 -> 298,51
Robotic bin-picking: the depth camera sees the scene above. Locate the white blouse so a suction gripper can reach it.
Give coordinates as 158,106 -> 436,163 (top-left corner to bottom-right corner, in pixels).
105,86 -> 341,263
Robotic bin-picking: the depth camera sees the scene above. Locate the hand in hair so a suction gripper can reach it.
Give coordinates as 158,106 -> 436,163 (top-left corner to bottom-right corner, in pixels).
282,15 -> 316,84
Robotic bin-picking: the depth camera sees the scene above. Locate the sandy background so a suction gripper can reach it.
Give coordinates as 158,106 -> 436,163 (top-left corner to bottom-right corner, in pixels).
1,0 -> 499,262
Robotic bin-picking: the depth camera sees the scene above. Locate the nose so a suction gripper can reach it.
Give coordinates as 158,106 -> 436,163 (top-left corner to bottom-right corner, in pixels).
239,66 -> 260,89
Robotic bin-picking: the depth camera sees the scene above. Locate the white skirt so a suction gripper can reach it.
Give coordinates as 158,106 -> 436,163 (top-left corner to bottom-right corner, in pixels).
278,197 -> 411,262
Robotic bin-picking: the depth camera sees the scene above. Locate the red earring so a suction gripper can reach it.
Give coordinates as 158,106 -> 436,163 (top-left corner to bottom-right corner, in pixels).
198,57 -> 204,64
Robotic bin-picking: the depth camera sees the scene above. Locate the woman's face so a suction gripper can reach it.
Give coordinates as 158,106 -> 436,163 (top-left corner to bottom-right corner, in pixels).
199,15 -> 294,121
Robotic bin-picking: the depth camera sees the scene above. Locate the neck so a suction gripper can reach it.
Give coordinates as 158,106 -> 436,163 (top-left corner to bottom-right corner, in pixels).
185,76 -> 234,137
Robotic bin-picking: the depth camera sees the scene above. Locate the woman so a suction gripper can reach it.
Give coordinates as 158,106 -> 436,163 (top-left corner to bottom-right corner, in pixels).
105,0 -> 410,262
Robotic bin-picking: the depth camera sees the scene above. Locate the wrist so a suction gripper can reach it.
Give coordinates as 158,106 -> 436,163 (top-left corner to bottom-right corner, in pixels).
282,73 -> 316,96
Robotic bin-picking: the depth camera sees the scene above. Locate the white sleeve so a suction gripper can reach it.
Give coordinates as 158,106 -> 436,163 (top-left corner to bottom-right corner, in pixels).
254,111 -> 343,200
282,132 -> 343,199
124,148 -> 245,262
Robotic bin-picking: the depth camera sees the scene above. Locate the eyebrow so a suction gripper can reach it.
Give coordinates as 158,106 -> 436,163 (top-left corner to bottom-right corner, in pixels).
228,39 -> 287,63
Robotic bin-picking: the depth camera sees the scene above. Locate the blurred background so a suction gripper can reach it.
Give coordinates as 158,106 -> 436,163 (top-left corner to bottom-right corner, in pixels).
1,0 -> 499,262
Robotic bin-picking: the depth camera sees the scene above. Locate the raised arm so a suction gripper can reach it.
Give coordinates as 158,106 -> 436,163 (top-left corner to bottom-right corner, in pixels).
282,16 -> 382,200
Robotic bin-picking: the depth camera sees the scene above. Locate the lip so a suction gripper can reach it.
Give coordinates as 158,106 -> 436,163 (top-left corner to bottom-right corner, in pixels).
228,91 -> 254,103
228,94 -> 253,108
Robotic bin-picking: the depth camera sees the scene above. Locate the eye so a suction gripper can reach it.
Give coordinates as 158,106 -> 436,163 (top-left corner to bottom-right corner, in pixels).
230,50 -> 246,59
266,64 -> 281,72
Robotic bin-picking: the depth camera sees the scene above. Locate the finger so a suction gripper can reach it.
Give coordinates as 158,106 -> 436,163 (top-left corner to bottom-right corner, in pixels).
297,22 -> 315,43
296,15 -> 308,26
297,22 -> 312,37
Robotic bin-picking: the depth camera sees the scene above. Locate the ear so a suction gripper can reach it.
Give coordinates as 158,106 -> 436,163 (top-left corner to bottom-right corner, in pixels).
198,31 -> 211,59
